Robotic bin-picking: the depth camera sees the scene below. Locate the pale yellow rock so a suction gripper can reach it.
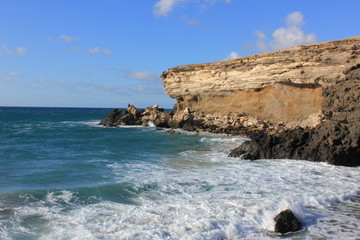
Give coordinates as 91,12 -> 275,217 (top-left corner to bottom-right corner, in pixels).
161,36 -> 360,126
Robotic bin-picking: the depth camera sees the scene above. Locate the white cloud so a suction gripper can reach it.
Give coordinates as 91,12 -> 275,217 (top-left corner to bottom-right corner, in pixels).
0,76 -> 15,84
0,45 -> 26,56
1,45 -> 12,55
269,26 -> 316,50
186,19 -> 202,27
286,11 -> 304,26
254,30 -> 265,39
225,51 -> 240,60
6,72 -> 20,76
253,30 -> 269,52
124,70 -> 160,81
16,47 -> 26,56
153,0 -> 179,17
153,0 -> 232,17
88,47 -> 113,55
59,34 -> 80,43
57,80 -> 125,95
0,72 -> 19,84
254,11 -> 317,52
131,86 -> 164,95
26,84 -> 45,89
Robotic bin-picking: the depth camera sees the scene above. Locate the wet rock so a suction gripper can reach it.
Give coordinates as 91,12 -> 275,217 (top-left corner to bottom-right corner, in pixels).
229,121 -> 360,166
274,210 -> 302,234
141,105 -> 173,128
99,109 -> 122,127
166,129 -> 181,135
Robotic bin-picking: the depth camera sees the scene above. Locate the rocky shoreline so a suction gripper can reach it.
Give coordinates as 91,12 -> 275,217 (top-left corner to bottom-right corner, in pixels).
99,65 -> 360,168
100,36 -> 360,169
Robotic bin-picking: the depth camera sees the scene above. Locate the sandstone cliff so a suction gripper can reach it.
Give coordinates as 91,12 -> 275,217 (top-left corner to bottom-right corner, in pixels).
162,36 -> 360,126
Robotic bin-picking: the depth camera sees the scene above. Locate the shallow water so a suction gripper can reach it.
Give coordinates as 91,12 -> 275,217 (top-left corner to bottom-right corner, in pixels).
0,107 -> 359,239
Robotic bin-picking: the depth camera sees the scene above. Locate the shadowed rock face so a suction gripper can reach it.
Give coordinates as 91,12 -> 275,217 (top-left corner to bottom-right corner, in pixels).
228,75 -> 360,166
162,36 -> 360,126
274,210 -> 302,234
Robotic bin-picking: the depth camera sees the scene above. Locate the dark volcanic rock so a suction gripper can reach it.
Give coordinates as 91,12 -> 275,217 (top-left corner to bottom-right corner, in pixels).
229,73 -> 360,167
229,121 -> 360,166
322,79 -> 360,123
274,210 -> 302,234
99,109 -> 122,127
99,104 -> 175,128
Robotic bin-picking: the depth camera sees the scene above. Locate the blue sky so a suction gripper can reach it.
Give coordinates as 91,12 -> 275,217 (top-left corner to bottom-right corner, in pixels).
0,0 -> 359,108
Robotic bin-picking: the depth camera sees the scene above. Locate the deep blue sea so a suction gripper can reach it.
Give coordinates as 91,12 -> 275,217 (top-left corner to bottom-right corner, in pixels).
0,107 -> 359,240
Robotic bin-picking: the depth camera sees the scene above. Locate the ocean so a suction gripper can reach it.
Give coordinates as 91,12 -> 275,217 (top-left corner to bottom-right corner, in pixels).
0,107 -> 359,240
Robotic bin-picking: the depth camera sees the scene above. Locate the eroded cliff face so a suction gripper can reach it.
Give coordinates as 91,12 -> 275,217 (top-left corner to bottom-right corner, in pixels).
162,36 -> 360,126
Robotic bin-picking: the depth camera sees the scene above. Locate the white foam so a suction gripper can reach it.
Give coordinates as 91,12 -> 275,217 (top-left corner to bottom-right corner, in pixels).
3,134 -> 360,239
147,121 -> 156,127
61,120 -> 104,128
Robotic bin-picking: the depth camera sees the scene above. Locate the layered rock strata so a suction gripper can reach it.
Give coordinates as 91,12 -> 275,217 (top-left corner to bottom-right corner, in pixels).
161,36 -> 360,166
162,36 -> 360,127
228,66 -> 360,166
101,36 -> 360,166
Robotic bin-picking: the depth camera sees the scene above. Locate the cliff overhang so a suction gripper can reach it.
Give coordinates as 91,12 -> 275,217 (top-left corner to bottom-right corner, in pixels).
161,36 -> 360,127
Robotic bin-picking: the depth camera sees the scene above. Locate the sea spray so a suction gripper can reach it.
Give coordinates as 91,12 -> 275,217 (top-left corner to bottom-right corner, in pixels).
0,107 -> 359,239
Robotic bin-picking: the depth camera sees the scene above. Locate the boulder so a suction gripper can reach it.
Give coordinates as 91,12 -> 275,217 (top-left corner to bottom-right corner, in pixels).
274,210 -> 302,234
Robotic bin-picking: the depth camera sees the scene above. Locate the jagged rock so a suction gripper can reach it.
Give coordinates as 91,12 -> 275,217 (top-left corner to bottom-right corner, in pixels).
229,121 -> 360,166
274,210 -> 302,234
99,109 -> 122,127
141,105 -> 172,128
172,107 -> 193,128
125,104 -> 140,116
322,79 -> 360,123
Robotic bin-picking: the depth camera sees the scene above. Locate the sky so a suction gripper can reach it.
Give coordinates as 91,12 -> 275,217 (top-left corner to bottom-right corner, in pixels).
0,0 -> 359,108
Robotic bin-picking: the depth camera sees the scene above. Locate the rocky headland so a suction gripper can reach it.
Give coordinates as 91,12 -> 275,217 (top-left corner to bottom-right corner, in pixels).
100,36 -> 360,167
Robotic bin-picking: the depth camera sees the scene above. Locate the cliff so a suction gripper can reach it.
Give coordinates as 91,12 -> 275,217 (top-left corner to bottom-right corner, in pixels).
161,36 -> 360,127
100,36 -> 360,166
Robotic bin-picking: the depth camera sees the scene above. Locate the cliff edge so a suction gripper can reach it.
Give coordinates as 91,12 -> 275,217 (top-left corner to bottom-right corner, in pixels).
161,36 -> 360,127
100,36 -> 360,166
161,36 -> 360,166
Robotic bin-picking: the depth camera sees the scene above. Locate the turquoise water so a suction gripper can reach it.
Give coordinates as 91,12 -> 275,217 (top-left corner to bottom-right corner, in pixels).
0,107 -> 359,239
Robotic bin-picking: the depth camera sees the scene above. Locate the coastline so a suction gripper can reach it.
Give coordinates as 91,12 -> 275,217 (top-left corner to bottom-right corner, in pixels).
96,36 -> 360,236
0,106 -> 359,238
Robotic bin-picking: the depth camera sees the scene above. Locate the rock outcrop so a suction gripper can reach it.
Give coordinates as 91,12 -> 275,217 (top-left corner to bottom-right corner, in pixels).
228,66 -> 360,166
160,36 -> 360,166
100,104 -> 173,128
162,36 -> 360,127
274,210 -> 302,234
101,36 -> 360,166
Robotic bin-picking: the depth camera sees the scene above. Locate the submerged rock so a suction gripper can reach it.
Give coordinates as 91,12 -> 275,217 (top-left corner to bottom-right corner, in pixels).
166,129 -> 181,135
274,210 -> 302,234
